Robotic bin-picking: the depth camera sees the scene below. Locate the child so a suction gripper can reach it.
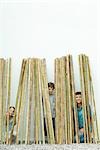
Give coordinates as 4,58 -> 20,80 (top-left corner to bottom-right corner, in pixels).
48,82 -> 56,137
44,82 -> 56,143
74,91 -> 92,143
6,106 -> 16,144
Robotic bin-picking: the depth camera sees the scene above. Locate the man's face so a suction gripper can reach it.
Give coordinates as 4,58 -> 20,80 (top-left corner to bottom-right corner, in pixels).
75,94 -> 82,107
9,107 -> 15,116
48,87 -> 54,95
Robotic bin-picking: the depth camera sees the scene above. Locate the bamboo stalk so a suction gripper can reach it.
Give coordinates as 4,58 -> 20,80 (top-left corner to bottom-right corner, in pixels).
35,59 -> 40,144
69,55 -> 79,143
25,59 -> 31,144
64,58 -> 68,144
16,60 -> 27,144
66,55 -> 73,143
87,56 -> 99,143
19,60 -> 29,144
78,55 -> 87,143
55,58 -> 61,144
60,57 -> 66,143
38,59 -> 45,144
32,59 -> 36,144
54,59 -> 58,143
0,59 -> 4,143
85,56 -> 95,143
33,59 -> 38,144
82,55 -> 90,143
41,59 -> 55,144
83,55 -> 91,143
58,58 -> 62,144
6,59 -> 10,144
2,60 -> 7,144
33,58 -> 38,144
59,58 -> 63,143
66,56 -> 70,143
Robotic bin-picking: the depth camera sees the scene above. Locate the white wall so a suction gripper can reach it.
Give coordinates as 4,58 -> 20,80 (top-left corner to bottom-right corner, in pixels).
0,0 -> 100,130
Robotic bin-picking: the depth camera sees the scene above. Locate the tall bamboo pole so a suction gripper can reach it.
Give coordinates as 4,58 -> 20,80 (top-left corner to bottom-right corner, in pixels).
41,59 -> 55,144
79,55 -> 87,143
0,59 -> 4,143
16,60 -> 27,144
69,55 -> 79,143
55,58 -> 59,144
35,59 -> 40,144
25,59 -> 31,144
60,57 -> 65,143
2,60 -> 7,144
61,57 -> 67,143
19,60 -> 28,144
66,55 -> 73,143
38,59 -> 45,144
82,55 -> 91,143
87,56 -> 99,143
55,58 -> 61,144
85,56 -> 95,143
64,57 -> 68,144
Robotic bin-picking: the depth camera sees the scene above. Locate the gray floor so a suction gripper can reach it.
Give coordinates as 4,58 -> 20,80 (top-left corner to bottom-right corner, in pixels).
0,144 -> 100,150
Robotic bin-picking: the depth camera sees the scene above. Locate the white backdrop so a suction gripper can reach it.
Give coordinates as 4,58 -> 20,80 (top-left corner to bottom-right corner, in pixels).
0,0 -> 100,134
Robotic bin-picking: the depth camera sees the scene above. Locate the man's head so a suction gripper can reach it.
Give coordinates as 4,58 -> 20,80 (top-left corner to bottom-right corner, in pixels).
9,106 -> 15,117
75,91 -> 82,108
48,82 -> 55,95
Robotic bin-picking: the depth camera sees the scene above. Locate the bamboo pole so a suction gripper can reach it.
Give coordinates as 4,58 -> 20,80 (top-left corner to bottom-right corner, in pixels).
60,57 -> 65,143
25,59 -> 31,144
58,58 -> 62,144
16,60 -> 27,144
61,57 -> 67,144
64,58 -> 68,144
55,59 -> 59,144
59,58 -> 63,143
81,55 -> 89,142
65,56 -> 70,144
87,56 -> 99,143
41,59 -> 55,144
35,59 -> 40,144
38,59 -> 45,144
85,56 -> 95,143
2,60 -> 7,144
0,59 -> 4,143
69,55 -> 79,143
19,60 -> 29,144
32,59 -> 36,144
55,58 -> 61,144
66,55 -> 73,143
33,58 -> 38,144
9,59 -> 26,144
7,59 -> 11,144
5,59 -> 9,144
82,55 -> 91,143
79,54 -> 87,143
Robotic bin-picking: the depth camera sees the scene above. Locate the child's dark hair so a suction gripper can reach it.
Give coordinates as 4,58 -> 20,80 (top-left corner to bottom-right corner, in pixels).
9,106 -> 15,110
48,82 -> 55,90
75,91 -> 81,95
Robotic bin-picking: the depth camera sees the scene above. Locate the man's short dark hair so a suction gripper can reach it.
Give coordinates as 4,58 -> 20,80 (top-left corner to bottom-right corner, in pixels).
9,106 -> 15,110
48,82 -> 55,90
75,91 -> 81,95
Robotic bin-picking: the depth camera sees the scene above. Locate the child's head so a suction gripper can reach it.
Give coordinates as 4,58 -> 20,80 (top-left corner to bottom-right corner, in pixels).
75,91 -> 82,108
9,106 -> 15,117
48,82 -> 55,95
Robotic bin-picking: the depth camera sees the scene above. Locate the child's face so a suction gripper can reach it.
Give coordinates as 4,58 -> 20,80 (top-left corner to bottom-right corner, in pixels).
75,94 -> 82,107
9,107 -> 15,117
48,87 -> 54,95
